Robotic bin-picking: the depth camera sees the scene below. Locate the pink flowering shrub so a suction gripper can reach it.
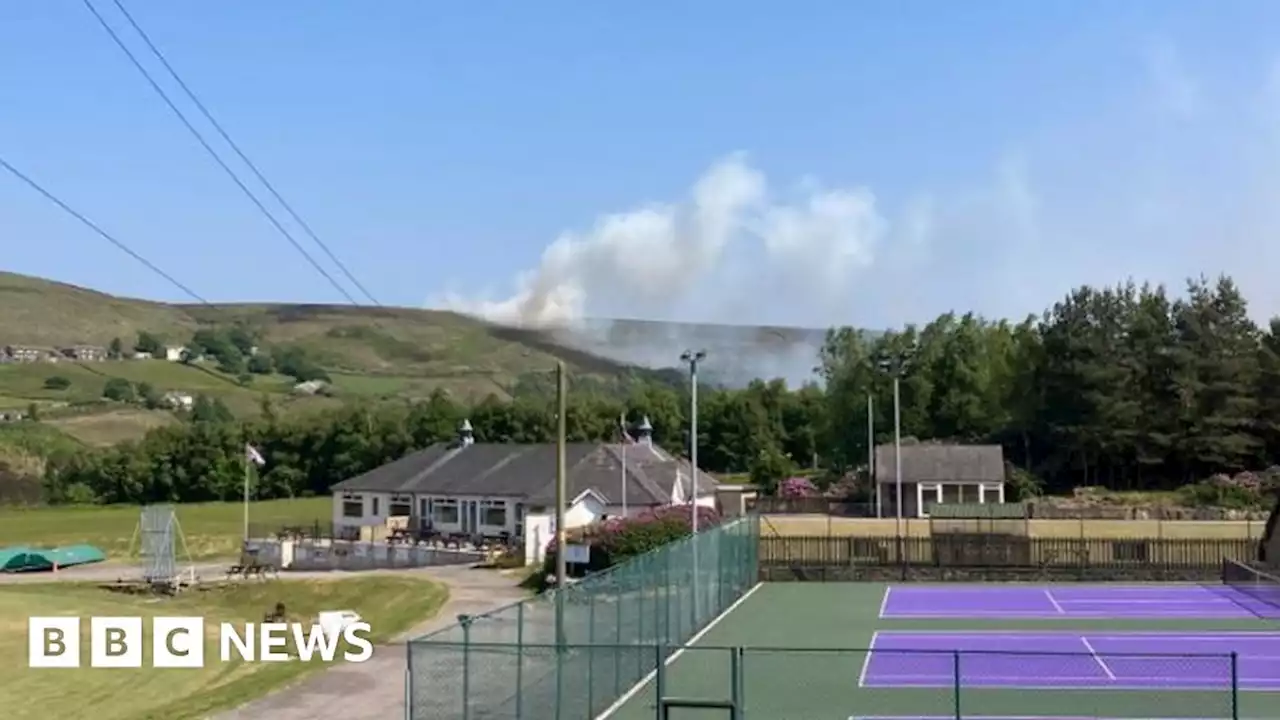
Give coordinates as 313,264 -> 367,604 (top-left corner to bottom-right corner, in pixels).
779,477 -> 818,498
542,503 -> 721,578
1179,471 -> 1267,509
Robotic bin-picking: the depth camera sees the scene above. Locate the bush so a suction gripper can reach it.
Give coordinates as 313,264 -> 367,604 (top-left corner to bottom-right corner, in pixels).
1177,472 -> 1265,509
539,503 -> 721,584
779,476 -> 818,498
43,376 -> 71,390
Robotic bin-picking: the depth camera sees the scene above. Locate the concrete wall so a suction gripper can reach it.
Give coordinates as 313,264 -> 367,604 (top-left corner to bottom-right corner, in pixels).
761,515 -> 1269,539
246,539 -> 484,572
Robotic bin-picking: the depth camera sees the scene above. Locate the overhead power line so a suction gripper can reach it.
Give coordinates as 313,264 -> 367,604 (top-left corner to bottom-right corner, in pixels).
0,155 -> 209,305
105,0 -> 381,306
80,0 -> 367,307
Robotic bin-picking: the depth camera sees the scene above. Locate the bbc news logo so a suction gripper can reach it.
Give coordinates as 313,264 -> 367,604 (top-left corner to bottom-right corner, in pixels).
28,617 -> 374,668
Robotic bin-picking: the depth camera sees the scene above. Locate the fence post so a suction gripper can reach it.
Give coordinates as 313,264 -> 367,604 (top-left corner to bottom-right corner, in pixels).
615,576 -> 623,699
952,651 -> 961,720
654,643 -> 666,719
588,592 -> 596,716
461,616 -> 472,720
404,644 -> 413,720
1230,651 -> 1239,720
515,602 -> 524,720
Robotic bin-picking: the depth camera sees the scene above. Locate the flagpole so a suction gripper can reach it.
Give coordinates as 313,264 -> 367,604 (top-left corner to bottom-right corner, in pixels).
243,456 -> 250,543
620,415 -> 628,517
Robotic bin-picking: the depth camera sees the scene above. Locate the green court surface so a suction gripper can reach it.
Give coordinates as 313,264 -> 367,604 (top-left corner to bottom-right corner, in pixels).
598,583 -> 1280,720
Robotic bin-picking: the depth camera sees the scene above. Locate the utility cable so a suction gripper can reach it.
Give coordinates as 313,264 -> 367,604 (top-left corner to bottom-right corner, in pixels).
80,0 -> 361,306
107,0 -> 381,306
1,155 -> 210,305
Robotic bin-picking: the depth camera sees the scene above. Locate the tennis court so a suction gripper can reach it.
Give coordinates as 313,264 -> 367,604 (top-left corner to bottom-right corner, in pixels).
600,577 -> 1280,720
879,585 -> 1268,619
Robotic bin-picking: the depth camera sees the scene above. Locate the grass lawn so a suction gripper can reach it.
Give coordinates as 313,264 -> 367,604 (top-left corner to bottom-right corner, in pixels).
46,409 -> 178,446
0,497 -> 332,559
0,576 -> 448,720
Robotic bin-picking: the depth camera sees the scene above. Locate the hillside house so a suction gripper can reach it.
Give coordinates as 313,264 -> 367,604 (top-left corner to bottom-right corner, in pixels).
3,346 -> 43,362
162,391 -> 194,410
875,443 -> 1006,518
60,345 -> 106,361
330,417 -> 718,564
163,346 -> 185,362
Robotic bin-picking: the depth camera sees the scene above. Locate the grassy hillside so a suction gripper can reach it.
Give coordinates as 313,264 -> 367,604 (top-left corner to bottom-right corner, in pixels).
0,271 -> 654,455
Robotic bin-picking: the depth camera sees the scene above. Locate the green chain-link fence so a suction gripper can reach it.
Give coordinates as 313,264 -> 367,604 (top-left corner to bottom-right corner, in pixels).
407,514 -> 760,719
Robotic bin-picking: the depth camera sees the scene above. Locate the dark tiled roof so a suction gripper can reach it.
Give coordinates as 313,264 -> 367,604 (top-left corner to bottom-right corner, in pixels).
874,443 -> 1004,484
332,441 -> 718,506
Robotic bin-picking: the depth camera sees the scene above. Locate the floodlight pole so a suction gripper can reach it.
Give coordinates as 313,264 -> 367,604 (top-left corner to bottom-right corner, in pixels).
869,394 -> 878,518
681,349 -> 705,622
893,375 -> 902,537
554,362 -> 568,649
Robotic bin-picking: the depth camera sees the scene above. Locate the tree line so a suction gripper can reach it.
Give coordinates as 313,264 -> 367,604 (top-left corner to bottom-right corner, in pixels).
30,274 -> 1280,507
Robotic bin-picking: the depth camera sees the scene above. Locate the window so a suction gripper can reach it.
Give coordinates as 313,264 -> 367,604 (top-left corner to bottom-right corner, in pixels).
433,499 -> 460,524
372,497 -> 380,516
960,484 -> 980,504
419,498 -> 430,517
481,501 -> 507,527
980,483 -> 1003,504
390,501 -> 412,517
941,484 -> 962,504
918,483 -> 940,512
342,501 -> 362,518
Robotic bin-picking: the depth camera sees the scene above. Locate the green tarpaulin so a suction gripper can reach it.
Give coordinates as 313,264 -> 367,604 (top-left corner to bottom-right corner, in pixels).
0,544 -> 106,572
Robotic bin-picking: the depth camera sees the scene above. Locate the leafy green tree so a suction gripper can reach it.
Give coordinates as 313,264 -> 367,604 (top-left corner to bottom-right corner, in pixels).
102,378 -> 135,402
43,376 -> 71,390
134,331 -> 163,355
108,337 -> 124,359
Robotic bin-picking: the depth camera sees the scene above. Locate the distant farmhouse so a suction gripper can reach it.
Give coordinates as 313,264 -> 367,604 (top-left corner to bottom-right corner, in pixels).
2,345 -> 44,362
59,345 -> 106,361
331,418 -> 718,564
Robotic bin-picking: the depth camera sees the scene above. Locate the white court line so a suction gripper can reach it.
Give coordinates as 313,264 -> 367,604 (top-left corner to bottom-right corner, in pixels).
594,581 -> 763,719
868,630 -> 1280,637
878,586 -> 893,618
1044,589 -> 1066,614
857,631 -> 881,687
1079,636 -> 1116,680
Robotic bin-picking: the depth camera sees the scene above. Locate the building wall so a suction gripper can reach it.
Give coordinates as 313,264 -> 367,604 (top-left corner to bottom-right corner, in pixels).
523,494 -> 607,565
332,491 -> 525,538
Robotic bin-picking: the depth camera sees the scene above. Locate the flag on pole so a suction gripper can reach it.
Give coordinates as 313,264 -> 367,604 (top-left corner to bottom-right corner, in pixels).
245,444 -> 266,466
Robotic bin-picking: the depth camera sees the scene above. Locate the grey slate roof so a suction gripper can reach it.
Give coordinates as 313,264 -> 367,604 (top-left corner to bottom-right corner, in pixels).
331,441 -> 718,507
874,443 -> 1005,484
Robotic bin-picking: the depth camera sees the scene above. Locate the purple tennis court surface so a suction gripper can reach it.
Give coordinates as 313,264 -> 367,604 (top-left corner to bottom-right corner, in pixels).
860,631 -> 1280,690
880,585 -> 1265,619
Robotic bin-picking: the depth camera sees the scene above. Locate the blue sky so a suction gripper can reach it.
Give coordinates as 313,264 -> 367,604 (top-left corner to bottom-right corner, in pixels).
4,1 -> 1280,330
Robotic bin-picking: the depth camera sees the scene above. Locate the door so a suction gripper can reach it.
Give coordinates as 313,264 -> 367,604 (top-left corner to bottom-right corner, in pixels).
461,500 -> 477,535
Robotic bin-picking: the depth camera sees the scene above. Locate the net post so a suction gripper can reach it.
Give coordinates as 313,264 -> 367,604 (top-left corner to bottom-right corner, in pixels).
1231,651 -> 1239,720
730,646 -> 744,720
515,602 -> 524,720
952,650 -> 961,720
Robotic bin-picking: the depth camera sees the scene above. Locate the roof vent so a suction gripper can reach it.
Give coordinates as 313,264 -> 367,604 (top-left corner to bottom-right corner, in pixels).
636,415 -> 654,447
458,418 -> 474,447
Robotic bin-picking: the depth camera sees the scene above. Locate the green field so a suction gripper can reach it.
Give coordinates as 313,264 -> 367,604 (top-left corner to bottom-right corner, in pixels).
1,576 -> 447,720
0,498 -> 331,559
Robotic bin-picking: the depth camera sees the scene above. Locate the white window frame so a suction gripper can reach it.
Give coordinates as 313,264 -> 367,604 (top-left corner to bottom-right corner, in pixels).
480,500 -> 507,529
980,483 -> 1004,504
433,498 -> 460,525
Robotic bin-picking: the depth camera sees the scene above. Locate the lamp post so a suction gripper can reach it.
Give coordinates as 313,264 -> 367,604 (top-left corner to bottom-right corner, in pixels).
876,349 -> 912,538
681,349 -> 705,623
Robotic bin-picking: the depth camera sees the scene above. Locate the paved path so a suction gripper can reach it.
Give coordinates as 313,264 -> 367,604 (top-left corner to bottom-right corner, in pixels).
211,564 -> 527,720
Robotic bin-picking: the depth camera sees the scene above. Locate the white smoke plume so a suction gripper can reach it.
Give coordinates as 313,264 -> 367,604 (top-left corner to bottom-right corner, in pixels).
434,42 -> 1280,384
